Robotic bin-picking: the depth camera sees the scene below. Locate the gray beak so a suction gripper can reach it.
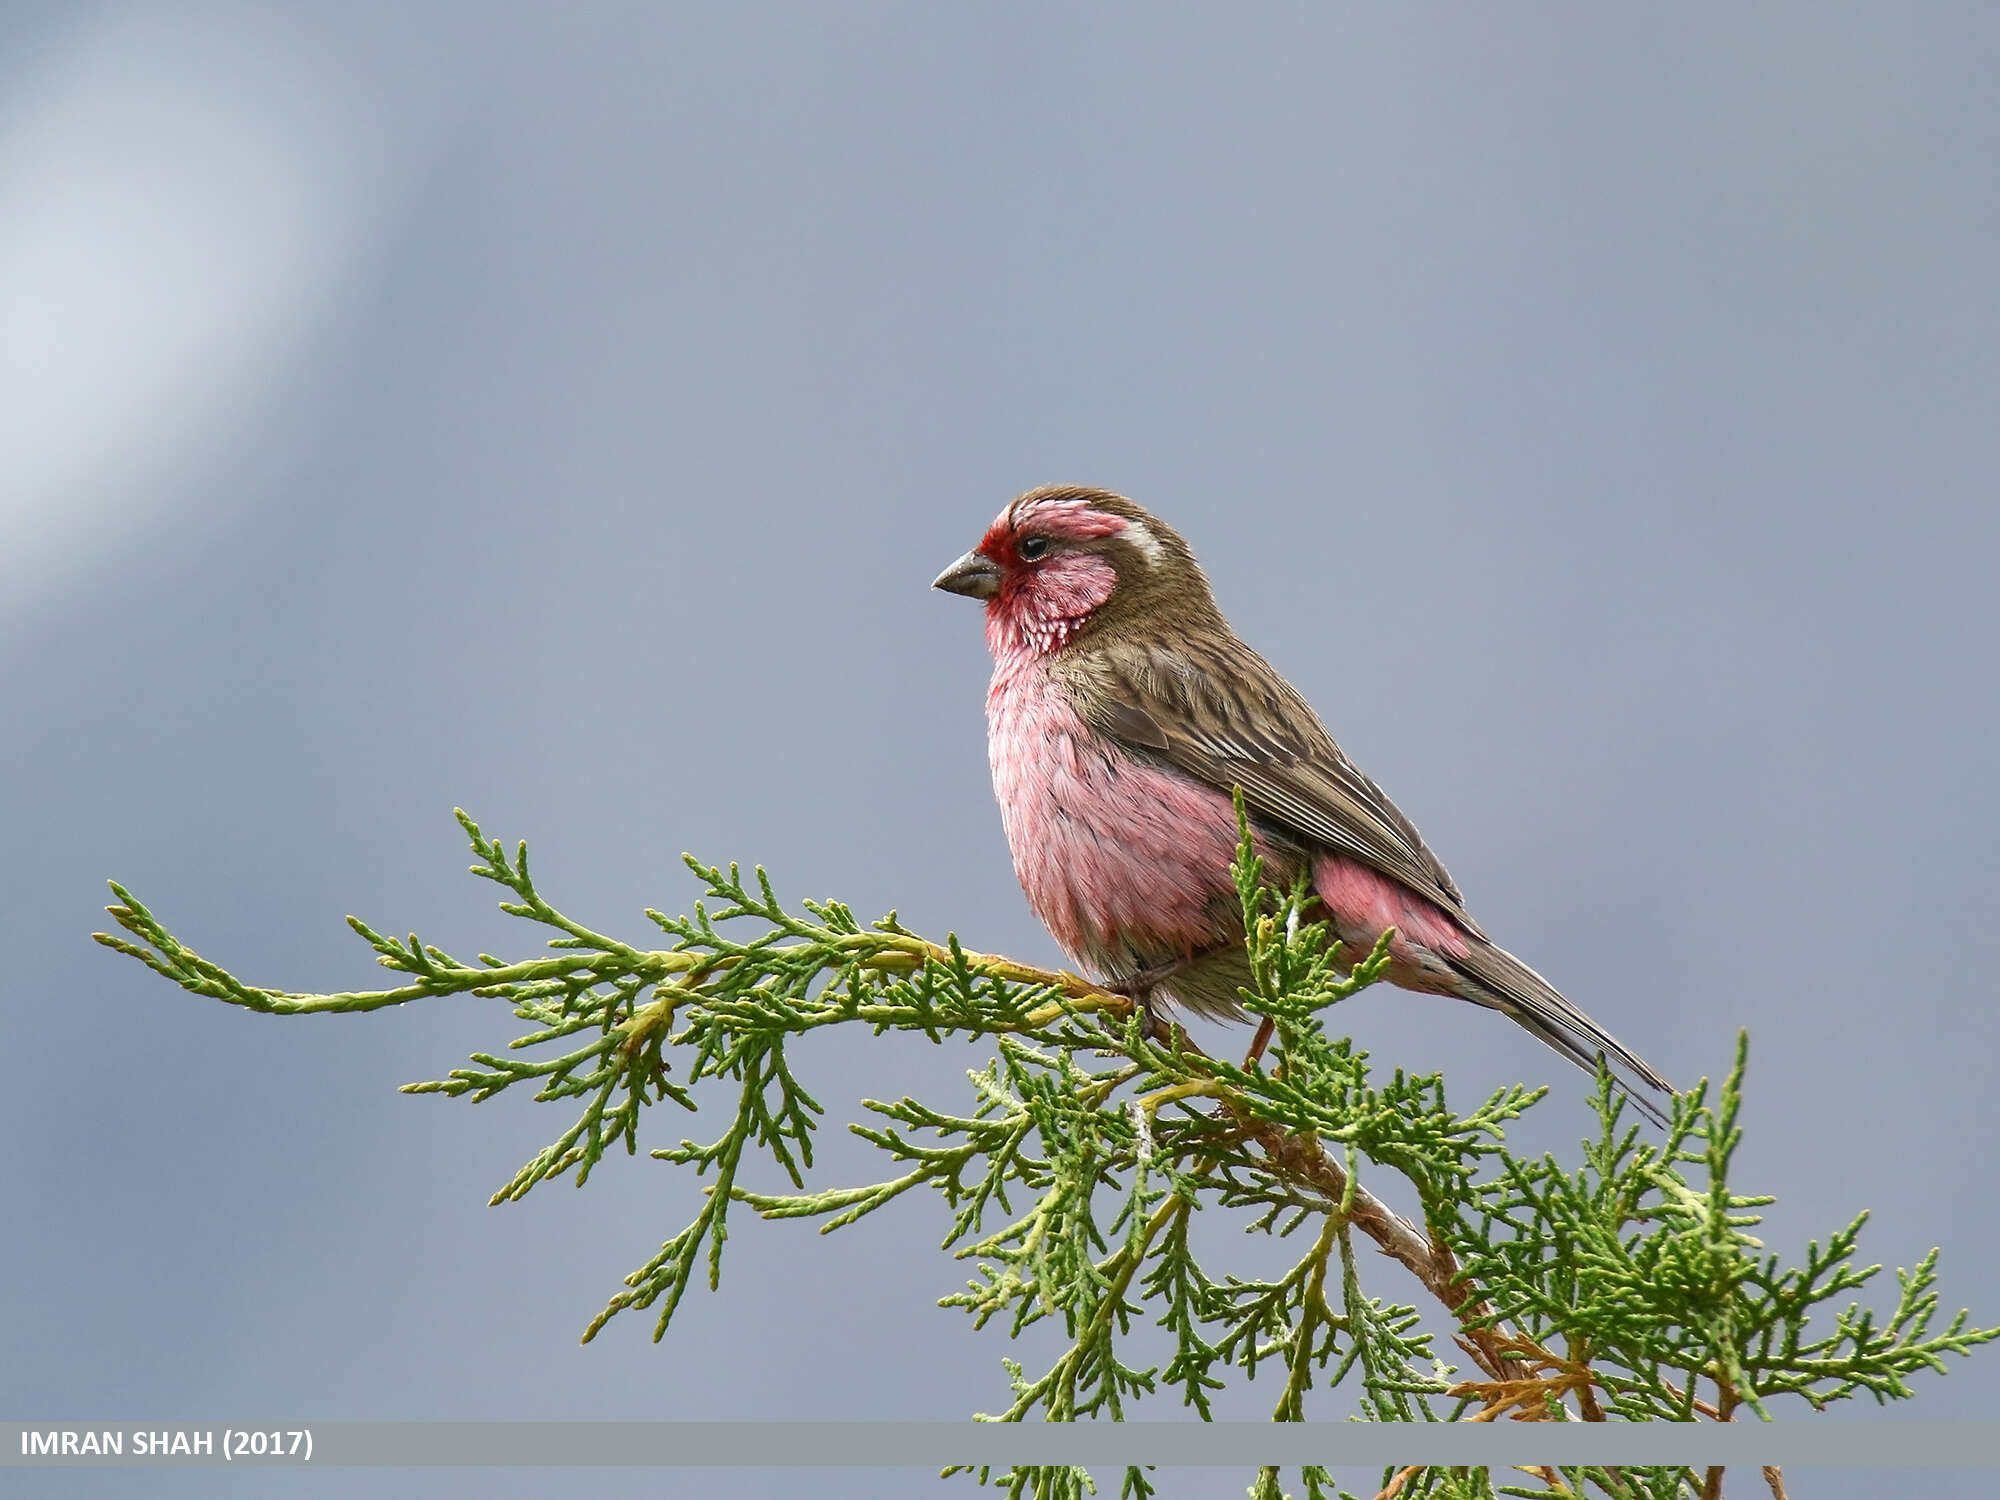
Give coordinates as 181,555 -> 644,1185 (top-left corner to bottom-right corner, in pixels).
931,550 -> 1001,600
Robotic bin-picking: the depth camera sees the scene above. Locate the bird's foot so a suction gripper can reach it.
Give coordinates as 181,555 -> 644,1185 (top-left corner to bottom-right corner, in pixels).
1102,956 -> 1193,1002
1099,958 -> 1196,1048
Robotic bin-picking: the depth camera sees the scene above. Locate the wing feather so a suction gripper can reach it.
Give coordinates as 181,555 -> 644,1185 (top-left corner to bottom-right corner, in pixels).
1065,634 -> 1480,934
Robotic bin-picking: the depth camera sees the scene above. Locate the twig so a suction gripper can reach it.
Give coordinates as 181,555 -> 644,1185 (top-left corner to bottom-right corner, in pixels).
1761,1467 -> 1789,1500
1000,958 -> 1539,1384
1447,1365 -> 1600,1423
1218,1096 -> 1529,1381
1654,1374 -> 1725,1421
1568,1336 -> 1607,1422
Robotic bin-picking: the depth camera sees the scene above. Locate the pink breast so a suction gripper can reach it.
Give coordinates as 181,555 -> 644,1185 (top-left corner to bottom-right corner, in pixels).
986,657 -> 1250,971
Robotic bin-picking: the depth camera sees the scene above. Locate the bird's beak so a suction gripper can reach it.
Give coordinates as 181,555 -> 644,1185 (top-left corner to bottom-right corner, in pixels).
931,550 -> 1001,600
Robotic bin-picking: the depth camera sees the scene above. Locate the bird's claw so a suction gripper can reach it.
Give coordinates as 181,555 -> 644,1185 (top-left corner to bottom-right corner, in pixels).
1103,959 -> 1186,1000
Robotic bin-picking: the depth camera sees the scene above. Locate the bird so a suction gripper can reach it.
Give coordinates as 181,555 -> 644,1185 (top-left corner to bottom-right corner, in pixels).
932,484 -> 1674,1122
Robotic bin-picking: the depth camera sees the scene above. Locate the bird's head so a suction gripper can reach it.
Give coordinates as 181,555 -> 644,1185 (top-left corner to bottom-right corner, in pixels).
932,486 -> 1213,655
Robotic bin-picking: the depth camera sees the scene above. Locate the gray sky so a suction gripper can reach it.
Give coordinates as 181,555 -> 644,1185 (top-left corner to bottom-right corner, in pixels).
6,4 -> 1997,1496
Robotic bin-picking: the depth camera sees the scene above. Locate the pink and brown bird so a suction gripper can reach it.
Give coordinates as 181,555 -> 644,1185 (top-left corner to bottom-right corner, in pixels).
933,484 -> 1673,1121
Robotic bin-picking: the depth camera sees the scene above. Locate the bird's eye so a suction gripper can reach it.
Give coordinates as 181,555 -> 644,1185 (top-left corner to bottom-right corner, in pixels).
1017,535 -> 1050,561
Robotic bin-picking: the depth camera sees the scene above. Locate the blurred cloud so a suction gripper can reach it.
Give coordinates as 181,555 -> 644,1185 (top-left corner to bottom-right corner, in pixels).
0,2 -> 415,615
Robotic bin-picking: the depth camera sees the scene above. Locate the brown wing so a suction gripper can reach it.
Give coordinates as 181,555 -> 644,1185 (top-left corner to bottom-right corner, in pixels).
1066,632 -> 1483,936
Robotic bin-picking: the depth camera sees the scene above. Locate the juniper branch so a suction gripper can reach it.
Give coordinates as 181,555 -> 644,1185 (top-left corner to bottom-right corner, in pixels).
97,805 -> 1998,1499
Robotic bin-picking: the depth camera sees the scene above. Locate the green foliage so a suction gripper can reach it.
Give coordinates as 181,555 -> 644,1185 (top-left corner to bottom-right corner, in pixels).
98,806 -> 1997,1499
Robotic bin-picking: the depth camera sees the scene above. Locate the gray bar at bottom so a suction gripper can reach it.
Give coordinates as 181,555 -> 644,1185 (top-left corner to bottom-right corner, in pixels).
3,1422 -> 1990,1468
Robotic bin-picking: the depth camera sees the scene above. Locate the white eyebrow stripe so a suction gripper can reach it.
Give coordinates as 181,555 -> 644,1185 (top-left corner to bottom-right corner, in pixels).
1121,517 -> 1166,567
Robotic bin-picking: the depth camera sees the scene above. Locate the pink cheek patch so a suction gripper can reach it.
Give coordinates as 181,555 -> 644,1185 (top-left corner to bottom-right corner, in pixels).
1029,552 -> 1118,615
987,552 -> 1120,656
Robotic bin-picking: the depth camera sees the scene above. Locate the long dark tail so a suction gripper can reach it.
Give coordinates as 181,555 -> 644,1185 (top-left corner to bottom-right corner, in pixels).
1446,939 -> 1675,1127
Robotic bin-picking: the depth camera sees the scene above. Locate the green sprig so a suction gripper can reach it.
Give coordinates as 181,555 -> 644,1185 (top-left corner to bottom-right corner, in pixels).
97,806 -> 1999,1499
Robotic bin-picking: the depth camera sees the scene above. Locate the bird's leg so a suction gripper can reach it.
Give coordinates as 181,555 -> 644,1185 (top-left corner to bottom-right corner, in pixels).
1242,1014 -> 1277,1070
1102,955 -> 1194,1001
1100,956 -> 1199,1049
1104,943 -> 1256,1051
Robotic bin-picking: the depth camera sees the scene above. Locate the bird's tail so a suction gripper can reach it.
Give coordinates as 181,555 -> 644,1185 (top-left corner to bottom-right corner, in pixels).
1445,939 -> 1675,1127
